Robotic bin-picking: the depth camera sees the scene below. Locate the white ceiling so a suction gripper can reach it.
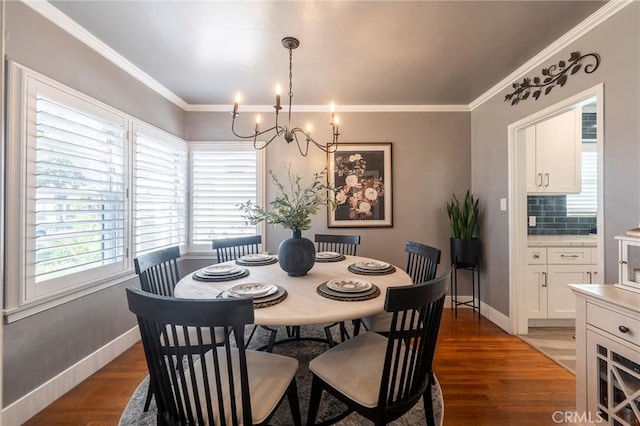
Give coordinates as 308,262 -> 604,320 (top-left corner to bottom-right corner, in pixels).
48,0 -> 606,108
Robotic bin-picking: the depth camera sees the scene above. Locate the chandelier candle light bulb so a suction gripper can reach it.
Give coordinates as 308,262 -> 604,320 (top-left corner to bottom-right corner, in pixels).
230,36 -> 341,156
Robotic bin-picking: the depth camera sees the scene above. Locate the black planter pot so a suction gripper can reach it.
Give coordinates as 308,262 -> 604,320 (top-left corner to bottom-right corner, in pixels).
450,238 -> 481,268
278,230 -> 316,277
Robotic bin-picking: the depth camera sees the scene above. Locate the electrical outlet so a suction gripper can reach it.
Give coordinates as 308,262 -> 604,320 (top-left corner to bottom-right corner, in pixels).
529,216 -> 537,227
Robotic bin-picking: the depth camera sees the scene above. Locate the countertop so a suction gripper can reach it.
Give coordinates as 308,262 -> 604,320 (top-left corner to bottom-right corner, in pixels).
569,284 -> 640,314
528,234 -> 598,247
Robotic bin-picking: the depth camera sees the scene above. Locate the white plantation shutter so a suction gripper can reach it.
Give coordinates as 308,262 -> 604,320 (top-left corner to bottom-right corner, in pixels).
567,148 -> 597,216
31,91 -> 126,292
190,144 -> 263,247
134,127 -> 187,255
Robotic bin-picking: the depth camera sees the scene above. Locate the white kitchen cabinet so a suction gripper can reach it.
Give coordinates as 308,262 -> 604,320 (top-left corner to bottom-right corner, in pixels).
526,107 -> 582,194
615,234 -> 640,293
570,285 -> 640,426
526,245 -> 598,320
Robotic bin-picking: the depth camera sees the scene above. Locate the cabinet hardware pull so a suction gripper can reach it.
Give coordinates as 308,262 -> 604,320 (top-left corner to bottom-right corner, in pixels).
537,173 -> 543,187
587,271 -> 592,283
541,272 -> 547,287
560,254 -> 580,258
620,260 -> 628,264
618,325 -> 630,334
533,254 -> 540,258
544,173 -> 549,187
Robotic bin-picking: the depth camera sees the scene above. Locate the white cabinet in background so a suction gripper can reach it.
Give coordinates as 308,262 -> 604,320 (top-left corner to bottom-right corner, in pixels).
526,107 -> 582,194
570,285 -> 640,426
526,245 -> 598,320
615,234 -> 640,293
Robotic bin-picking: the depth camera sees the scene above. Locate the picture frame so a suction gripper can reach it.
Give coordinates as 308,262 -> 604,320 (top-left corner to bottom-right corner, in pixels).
327,142 -> 393,228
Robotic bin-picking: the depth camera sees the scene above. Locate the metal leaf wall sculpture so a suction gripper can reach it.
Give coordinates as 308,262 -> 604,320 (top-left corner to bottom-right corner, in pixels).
504,51 -> 600,106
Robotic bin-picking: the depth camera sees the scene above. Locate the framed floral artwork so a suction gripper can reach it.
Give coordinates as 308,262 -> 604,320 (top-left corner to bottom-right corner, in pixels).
327,143 -> 392,227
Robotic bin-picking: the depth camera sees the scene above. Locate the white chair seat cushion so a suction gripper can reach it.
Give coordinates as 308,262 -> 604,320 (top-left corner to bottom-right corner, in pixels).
188,347 -> 298,425
361,312 -> 392,332
309,331 -> 388,408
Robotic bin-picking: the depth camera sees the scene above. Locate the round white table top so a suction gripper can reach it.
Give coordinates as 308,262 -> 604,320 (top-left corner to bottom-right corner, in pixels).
174,255 -> 413,327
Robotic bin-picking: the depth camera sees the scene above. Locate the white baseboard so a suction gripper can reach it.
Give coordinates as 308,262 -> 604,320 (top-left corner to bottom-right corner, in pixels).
445,296 -> 512,334
1,327 -> 140,425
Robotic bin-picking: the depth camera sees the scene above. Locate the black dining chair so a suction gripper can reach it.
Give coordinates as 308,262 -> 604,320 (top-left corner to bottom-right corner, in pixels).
356,241 -> 441,335
314,234 -> 361,256
314,234 -> 361,346
306,268 -> 450,426
134,246 -> 181,297
212,235 -> 262,262
134,246 -> 182,411
126,287 -> 302,426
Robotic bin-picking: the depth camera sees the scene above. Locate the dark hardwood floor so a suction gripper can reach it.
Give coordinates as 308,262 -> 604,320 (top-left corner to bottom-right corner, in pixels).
23,309 -> 575,425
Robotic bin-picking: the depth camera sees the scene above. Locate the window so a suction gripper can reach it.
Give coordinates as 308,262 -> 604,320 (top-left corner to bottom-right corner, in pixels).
190,143 -> 264,251
566,143 -> 597,216
133,124 -> 188,256
5,62 -> 190,318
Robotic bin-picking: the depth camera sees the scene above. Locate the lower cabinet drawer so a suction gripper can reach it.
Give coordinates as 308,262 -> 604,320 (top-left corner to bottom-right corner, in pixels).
586,302 -> 640,347
547,247 -> 592,264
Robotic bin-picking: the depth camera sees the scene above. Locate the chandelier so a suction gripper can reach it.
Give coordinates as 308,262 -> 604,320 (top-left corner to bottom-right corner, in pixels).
231,36 -> 340,157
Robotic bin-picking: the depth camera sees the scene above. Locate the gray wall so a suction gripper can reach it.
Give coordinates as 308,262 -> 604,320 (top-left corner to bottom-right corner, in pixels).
187,110 -> 471,270
3,3 -> 185,406
470,4 -> 640,315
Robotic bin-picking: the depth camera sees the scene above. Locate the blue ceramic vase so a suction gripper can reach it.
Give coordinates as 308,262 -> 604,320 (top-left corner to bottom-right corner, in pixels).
278,230 -> 316,276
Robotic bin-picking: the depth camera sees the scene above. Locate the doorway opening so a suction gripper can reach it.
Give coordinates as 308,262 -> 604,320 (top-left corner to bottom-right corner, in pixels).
507,84 -> 604,336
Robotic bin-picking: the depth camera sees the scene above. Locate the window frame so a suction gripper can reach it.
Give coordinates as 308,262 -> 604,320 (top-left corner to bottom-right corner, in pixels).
187,141 -> 266,254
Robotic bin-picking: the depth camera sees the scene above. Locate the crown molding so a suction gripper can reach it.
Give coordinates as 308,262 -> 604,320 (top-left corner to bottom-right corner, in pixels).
21,0 -> 190,110
186,104 -> 470,113
468,0 -> 634,111
23,0 -> 630,114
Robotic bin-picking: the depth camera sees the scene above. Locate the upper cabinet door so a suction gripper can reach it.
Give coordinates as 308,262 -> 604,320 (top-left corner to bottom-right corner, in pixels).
527,108 -> 582,194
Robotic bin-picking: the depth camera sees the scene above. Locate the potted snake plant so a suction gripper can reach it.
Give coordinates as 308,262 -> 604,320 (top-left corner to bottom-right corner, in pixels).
446,190 -> 481,267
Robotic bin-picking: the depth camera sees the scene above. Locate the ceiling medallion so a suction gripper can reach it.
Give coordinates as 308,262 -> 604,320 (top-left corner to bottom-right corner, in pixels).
504,51 -> 601,106
231,36 -> 340,157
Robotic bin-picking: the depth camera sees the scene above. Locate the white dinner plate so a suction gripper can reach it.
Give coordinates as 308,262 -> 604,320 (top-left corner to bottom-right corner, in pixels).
355,260 -> 390,271
316,251 -> 342,259
202,264 -> 239,275
228,282 -> 278,298
326,278 -> 372,293
239,253 -> 273,262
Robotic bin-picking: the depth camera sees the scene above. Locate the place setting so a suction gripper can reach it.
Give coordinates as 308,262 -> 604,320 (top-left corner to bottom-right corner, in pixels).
217,282 -> 287,308
317,277 -> 380,301
192,264 -> 250,282
315,251 -> 346,262
348,260 -> 396,275
234,253 -> 278,266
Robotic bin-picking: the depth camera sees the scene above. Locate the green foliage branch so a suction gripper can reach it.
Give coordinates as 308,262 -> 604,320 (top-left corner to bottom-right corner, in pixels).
238,166 -> 336,232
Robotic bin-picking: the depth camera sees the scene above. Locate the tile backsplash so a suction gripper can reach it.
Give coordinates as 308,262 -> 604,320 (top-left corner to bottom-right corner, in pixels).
527,195 -> 596,235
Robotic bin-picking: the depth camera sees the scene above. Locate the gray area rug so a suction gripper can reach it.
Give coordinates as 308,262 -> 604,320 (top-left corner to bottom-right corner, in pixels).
519,327 -> 576,375
119,324 -> 444,425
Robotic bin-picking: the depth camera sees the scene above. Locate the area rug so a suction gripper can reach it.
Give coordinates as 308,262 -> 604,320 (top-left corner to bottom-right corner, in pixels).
119,324 -> 444,425
519,327 -> 576,375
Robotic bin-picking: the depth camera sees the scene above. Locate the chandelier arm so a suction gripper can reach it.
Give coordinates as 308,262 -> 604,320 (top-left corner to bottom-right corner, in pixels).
291,131 -> 310,157
291,127 -> 332,153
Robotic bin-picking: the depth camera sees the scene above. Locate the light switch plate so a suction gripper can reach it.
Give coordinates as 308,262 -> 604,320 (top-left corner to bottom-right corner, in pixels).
500,198 -> 507,211
529,216 -> 537,226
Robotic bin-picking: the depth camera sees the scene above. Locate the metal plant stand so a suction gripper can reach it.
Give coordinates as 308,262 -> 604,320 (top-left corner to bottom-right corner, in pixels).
451,260 -> 481,319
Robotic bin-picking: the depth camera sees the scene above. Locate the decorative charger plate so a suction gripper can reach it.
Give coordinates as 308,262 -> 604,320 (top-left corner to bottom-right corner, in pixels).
217,286 -> 287,308
355,260 -> 390,270
228,282 -> 278,299
192,267 -> 249,282
316,251 -> 341,259
348,263 -> 396,276
326,277 -> 372,293
239,254 -> 273,262
317,282 -> 380,301
201,264 -> 239,275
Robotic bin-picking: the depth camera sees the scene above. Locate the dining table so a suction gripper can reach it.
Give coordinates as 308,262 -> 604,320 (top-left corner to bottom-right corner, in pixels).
173,254 -> 413,328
